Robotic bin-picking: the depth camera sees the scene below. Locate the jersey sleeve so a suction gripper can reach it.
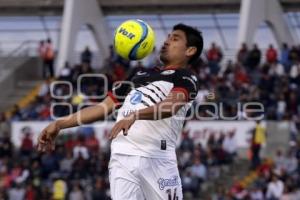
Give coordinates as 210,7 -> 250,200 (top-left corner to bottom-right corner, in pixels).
171,69 -> 199,102
107,80 -> 133,106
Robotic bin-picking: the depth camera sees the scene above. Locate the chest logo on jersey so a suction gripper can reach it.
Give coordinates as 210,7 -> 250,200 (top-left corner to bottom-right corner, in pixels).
161,70 -> 175,75
130,91 -> 142,105
157,176 -> 179,190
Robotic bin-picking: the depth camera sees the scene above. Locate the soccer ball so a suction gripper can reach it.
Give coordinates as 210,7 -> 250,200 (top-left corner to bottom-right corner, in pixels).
114,19 -> 155,60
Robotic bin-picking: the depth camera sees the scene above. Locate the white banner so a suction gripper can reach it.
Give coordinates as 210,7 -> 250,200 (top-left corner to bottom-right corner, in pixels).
184,121 -> 259,148
11,121 -> 262,149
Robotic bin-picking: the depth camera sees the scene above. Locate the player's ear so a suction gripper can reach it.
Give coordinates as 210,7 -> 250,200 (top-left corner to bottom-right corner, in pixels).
185,46 -> 197,57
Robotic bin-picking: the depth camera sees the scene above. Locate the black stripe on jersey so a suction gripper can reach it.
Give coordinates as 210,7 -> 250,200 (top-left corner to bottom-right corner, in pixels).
150,83 -> 167,97
141,100 -> 150,107
144,86 -> 163,101
136,89 -> 158,104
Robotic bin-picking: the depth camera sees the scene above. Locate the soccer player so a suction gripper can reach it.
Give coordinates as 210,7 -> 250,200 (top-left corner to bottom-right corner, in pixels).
37,23 -> 203,200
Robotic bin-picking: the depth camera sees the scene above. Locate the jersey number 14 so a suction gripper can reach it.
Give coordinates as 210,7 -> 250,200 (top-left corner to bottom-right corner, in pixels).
166,188 -> 178,200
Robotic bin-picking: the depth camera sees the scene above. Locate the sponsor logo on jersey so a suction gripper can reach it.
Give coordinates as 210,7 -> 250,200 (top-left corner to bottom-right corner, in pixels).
136,71 -> 148,76
157,176 -> 179,190
130,91 -> 142,105
161,70 -> 175,75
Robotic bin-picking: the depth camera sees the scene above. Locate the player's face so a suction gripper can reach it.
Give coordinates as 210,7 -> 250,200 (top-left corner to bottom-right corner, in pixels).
160,30 -> 195,66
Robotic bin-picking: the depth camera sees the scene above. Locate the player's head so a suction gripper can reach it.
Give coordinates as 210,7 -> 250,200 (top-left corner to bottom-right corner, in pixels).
160,23 -> 203,66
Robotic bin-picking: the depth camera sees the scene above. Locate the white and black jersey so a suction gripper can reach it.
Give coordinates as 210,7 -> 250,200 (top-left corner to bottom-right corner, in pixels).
108,67 -> 199,160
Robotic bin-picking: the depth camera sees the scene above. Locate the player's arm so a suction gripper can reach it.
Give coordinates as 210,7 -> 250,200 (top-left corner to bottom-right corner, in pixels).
37,79 -> 132,152
37,96 -> 116,152
135,90 -> 187,120
57,96 -> 116,128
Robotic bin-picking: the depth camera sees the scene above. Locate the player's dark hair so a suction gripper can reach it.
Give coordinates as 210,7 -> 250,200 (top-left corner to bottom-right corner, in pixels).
173,24 -> 203,64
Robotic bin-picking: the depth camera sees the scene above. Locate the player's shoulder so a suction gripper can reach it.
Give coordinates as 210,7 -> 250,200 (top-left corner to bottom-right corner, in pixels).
174,68 -> 199,83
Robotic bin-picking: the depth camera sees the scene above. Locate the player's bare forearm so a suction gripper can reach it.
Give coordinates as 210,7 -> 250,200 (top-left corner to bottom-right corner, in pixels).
38,96 -> 116,152
56,96 -> 115,129
134,91 -> 187,120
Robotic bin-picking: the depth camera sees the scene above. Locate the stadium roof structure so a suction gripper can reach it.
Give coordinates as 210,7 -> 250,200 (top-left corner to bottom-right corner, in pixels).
0,0 -> 300,15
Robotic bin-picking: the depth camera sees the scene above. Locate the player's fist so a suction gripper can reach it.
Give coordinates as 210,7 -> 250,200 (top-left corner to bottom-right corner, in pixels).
109,113 -> 136,139
37,121 -> 60,152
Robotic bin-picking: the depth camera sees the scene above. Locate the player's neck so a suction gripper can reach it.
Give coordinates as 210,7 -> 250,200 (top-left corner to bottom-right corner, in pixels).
164,61 -> 187,70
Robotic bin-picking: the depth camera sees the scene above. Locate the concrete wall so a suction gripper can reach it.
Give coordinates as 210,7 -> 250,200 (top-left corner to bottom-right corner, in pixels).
15,57 -> 42,81
0,57 -> 41,104
264,121 -> 290,159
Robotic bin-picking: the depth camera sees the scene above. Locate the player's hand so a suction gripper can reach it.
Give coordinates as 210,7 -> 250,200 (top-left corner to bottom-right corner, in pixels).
37,121 -> 60,152
109,113 -> 136,139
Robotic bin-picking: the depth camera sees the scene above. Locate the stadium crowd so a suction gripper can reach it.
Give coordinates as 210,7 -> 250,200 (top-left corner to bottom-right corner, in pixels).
0,42 -> 299,199
7,42 -> 300,123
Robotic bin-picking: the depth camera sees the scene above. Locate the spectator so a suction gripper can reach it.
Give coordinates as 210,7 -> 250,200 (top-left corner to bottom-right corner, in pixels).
274,149 -> 285,172
41,151 -> 59,178
71,152 -> 89,179
0,137 -> 13,158
189,158 -> 207,183
8,183 -> 25,200
288,46 -> 298,64
206,42 -> 223,75
52,178 -> 67,200
69,182 -> 84,200
276,95 -> 286,120
280,43 -> 290,72
81,46 -> 93,65
269,60 -> 285,77
59,151 -> 74,175
108,44 -> 118,63
92,178 -> 109,200
237,43 -> 249,65
246,44 -> 261,70
234,64 -> 249,84
38,78 -> 51,98
249,186 -> 264,200
24,183 -> 37,200
20,127 -> 34,157
219,59 -> 234,78
0,112 -> 10,139
289,61 -> 300,84
73,136 -> 89,160
43,38 -> 55,78
85,132 -> 100,154
283,150 -> 298,175
40,186 -> 52,200
180,129 -> 194,152
250,121 -> 266,169
181,170 -> 199,197
222,130 -> 237,163
266,173 -> 284,200
266,44 -> 278,64
59,62 -> 73,82
10,104 -> 22,121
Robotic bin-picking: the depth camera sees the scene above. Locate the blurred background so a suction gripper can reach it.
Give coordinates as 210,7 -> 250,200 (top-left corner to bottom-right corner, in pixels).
0,0 -> 300,199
